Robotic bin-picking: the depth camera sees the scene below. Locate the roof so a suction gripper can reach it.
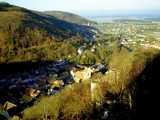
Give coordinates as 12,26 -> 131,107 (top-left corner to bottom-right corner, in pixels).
3,101 -> 16,111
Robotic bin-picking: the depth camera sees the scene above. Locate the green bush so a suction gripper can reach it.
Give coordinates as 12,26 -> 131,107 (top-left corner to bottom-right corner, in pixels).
23,82 -> 93,120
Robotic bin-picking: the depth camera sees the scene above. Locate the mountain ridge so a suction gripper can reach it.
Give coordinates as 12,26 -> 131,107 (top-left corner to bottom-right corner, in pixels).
43,10 -> 96,25
0,2 -> 96,63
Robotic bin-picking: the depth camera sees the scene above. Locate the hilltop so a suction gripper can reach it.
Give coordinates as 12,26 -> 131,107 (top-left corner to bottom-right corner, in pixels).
0,2 -> 95,40
43,11 -> 95,25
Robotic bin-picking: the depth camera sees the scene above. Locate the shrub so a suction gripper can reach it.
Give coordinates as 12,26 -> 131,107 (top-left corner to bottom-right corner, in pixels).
23,82 -> 93,120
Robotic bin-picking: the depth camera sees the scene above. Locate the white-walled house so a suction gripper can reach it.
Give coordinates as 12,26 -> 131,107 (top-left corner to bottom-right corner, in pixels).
70,67 -> 94,83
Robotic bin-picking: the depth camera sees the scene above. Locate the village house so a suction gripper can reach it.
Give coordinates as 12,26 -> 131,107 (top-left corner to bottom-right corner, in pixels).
3,101 -> 17,111
70,67 -> 95,83
25,88 -> 40,98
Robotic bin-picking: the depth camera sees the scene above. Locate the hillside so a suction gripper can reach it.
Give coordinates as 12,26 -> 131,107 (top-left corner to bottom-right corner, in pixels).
20,48 -> 160,120
0,2 -> 95,63
43,11 -> 95,25
0,2 -> 95,40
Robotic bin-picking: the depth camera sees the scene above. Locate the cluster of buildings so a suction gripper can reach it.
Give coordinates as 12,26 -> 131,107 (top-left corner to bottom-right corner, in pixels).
0,59 -> 107,118
0,60 -> 73,118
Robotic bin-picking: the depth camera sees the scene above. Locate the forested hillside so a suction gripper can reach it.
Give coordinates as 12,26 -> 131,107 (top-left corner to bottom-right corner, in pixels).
0,2 -> 95,63
43,11 -> 95,25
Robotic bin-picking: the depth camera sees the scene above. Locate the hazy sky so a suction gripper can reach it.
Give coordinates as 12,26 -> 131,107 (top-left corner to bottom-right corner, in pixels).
3,0 -> 160,12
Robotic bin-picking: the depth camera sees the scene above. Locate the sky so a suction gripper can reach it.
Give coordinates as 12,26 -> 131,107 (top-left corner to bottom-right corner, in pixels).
2,0 -> 160,15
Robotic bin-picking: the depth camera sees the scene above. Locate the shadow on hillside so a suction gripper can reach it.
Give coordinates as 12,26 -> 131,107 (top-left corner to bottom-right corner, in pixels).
101,55 -> 160,120
0,61 -> 55,78
0,60 -> 72,117
0,61 -> 55,102
131,55 -> 160,120
0,2 -> 97,41
23,10 -> 96,40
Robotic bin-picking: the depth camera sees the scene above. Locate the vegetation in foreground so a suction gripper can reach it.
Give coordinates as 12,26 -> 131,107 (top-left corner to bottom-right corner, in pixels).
21,48 -> 160,120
